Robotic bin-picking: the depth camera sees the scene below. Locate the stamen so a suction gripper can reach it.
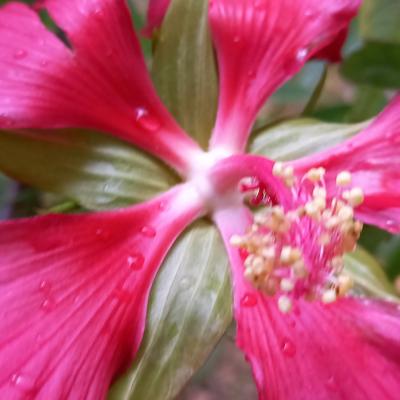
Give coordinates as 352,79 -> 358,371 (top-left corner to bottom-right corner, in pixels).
232,164 -> 364,313
336,171 -> 352,186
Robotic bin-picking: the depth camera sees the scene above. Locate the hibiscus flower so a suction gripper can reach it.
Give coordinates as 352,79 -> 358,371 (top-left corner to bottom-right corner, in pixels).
0,0 -> 399,399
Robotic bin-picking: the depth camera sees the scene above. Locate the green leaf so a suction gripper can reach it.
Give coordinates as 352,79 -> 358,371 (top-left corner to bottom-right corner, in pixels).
250,118 -> 368,161
341,41 -> 400,89
0,129 -> 178,210
0,173 -> 15,218
152,0 -> 218,149
272,62 -> 326,103
360,0 -> 400,43
109,221 -> 232,400
346,85 -> 387,123
345,248 -> 398,301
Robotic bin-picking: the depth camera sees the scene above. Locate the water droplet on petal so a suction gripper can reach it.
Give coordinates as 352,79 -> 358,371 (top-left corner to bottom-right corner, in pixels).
158,201 -> 168,211
281,337 -> 296,357
241,293 -> 258,307
13,49 -> 27,60
296,48 -> 309,62
114,286 -> 131,302
325,376 -> 338,392
134,108 -> 161,132
39,280 -> 51,293
140,226 -> 157,238
11,374 -> 36,393
304,9 -> 314,18
180,277 -> 191,290
233,35 -> 241,44
127,252 -> 145,270
40,298 -> 54,312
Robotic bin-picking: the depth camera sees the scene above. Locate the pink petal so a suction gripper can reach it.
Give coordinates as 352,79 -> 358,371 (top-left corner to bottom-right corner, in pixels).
208,0 -> 360,153
292,95 -> 400,233
142,0 -> 171,37
0,184 -> 202,399
215,206 -> 400,400
0,2 -> 201,173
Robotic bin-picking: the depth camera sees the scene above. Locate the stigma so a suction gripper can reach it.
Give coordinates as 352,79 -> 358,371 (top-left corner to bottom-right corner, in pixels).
231,165 -> 364,313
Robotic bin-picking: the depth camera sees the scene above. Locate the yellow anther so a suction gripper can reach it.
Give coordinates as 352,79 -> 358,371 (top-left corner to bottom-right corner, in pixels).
278,295 -> 293,313
306,167 -> 325,182
272,162 -> 284,177
325,216 -> 340,230
261,277 -> 278,296
348,187 -> 364,207
337,274 -> 353,296
354,221 -> 363,234
230,235 -> 244,247
244,268 -> 256,283
280,246 -> 301,264
313,187 -> 327,198
318,233 -> 331,246
283,165 -> 294,178
252,256 -> 265,272
336,171 -> 352,186
254,214 -> 266,225
313,196 -> 327,211
305,201 -> 319,218
261,246 -> 276,260
342,190 -> 351,201
322,289 -> 337,304
292,259 -> 308,278
280,246 -> 293,264
280,278 -> 295,292
338,206 -> 354,221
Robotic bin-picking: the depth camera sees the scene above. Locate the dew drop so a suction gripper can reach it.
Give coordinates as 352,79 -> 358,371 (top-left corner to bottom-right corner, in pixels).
281,337 -> 296,357
180,277 -> 191,290
39,280 -> 51,293
140,226 -> 157,238
158,201 -> 168,211
11,373 -> 36,393
114,286 -> 131,302
325,376 -> 338,392
40,298 -> 54,312
240,293 -> 258,307
296,47 -> 309,62
233,35 -> 241,44
304,9 -> 314,18
127,252 -> 145,270
13,49 -> 27,60
134,108 -> 161,132
0,114 -> 15,128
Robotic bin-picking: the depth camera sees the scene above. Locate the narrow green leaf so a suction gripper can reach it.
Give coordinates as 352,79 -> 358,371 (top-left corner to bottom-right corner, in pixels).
109,221 -> 232,400
250,119 -> 368,161
0,129 -> 178,210
345,248 -> 399,301
360,0 -> 400,43
152,0 -> 218,149
341,41 -> 400,89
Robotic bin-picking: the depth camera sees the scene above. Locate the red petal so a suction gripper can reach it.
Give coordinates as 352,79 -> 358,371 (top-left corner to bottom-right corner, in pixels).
313,27 -> 349,63
215,207 -> 400,400
208,0 -> 360,153
0,184 -> 202,399
142,0 -> 171,37
292,95 -> 400,233
0,2 -> 201,173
